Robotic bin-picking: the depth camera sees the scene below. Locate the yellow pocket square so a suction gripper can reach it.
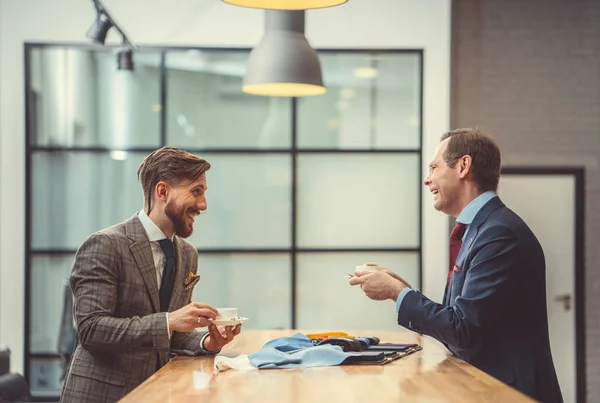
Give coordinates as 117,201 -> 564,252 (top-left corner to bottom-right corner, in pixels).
184,272 -> 200,290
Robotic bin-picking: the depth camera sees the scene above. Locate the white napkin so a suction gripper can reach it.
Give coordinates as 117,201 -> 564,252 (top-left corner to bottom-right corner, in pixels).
214,354 -> 256,372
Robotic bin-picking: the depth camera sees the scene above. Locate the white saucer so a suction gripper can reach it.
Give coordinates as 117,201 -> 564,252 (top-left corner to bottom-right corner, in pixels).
209,317 -> 249,326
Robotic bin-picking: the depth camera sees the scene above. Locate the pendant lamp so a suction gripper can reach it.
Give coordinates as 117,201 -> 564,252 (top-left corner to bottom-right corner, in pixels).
222,0 -> 347,10
242,10 -> 326,97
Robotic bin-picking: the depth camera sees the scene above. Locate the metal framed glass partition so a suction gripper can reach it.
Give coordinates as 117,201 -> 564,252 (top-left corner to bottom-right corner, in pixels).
24,43 -> 423,398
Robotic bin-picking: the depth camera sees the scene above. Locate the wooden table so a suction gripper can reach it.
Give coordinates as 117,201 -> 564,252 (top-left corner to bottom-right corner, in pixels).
119,330 -> 535,403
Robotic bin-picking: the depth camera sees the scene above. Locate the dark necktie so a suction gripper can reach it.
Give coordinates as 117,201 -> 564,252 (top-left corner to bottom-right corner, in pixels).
158,239 -> 176,312
447,222 -> 467,286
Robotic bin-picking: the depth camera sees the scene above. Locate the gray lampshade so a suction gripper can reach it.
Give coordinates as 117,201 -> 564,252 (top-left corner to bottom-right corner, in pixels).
243,10 -> 326,97
222,0 -> 348,10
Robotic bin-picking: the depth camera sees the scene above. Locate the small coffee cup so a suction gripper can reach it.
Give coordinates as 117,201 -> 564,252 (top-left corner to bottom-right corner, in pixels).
216,308 -> 238,321
355,262 -> 380,272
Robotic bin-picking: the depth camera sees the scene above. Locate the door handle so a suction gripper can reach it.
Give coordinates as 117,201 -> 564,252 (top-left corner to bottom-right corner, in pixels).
553,294 -> 572,311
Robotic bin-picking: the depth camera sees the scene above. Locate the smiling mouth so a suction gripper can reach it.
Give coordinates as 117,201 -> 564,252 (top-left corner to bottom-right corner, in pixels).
187,209 -> 200,221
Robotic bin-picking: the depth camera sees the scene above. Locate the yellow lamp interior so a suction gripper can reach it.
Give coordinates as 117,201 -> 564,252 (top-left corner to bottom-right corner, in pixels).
243,82 -> 327,97
223,0 -> 347,10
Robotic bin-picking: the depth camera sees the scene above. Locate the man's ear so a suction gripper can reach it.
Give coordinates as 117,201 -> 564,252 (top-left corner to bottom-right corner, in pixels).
458,155 -> 472,179
155,181 -> 169,202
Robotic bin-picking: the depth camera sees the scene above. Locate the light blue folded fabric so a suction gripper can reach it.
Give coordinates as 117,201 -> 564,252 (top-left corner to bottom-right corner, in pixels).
248,332 -> 350,369
260,332 -> 315,353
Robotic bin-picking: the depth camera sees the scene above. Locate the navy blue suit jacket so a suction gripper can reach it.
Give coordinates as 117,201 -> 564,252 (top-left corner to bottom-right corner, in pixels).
398,196 -> 563,403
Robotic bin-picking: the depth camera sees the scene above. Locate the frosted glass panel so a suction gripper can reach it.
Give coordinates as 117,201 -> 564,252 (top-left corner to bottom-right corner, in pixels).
32,152 -> 291,250
166,50 -> 291,149
296,252 -> 419,330
187,155 -> 291,248
32,152 -> 146,249
374,55 -> 421,149
192,254 -> 291,330
30,255 -> 75,354
29,48 -> 161,148
297,154 -> 419,248
297,52 -> 421,149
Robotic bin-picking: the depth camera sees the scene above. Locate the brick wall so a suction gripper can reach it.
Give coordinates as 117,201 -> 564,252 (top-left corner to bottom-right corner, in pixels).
452,0 -> 600,401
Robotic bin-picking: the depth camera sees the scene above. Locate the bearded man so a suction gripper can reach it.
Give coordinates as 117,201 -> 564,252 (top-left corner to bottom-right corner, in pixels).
60,146 -> 241,403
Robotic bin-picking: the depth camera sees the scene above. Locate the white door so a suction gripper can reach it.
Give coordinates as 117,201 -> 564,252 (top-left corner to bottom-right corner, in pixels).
498,174 -> 577,403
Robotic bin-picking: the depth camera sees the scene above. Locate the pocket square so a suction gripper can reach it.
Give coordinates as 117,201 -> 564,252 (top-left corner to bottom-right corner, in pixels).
452,265 -> 461,273
184,272 -> 200,290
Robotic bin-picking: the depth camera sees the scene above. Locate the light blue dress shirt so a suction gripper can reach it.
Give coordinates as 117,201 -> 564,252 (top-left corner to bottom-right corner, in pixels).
248,332 -> 350,369
395,191 -> 497,312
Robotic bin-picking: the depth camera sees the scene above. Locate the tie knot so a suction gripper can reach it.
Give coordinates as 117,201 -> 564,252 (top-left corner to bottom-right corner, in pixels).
158,239 -> 175,258
450,222 -> 467,240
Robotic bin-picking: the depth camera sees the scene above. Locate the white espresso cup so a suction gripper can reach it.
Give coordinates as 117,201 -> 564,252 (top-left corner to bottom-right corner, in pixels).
355,262 -> 380,272
216,308 -> 238,321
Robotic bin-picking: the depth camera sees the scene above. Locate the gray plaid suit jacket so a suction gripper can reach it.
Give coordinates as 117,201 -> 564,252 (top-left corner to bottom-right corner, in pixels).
60,214 -> 208,403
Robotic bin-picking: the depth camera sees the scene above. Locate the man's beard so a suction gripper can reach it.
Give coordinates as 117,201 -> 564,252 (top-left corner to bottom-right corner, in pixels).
165,201 -> 198,238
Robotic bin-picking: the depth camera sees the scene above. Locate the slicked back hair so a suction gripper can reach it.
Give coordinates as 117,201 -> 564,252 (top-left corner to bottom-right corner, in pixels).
137,146 -> 210,213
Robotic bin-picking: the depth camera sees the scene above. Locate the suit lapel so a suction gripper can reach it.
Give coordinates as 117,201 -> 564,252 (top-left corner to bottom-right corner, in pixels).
443,278 -> 452,306
169,237 -> 187,310
125,215 -> 161,313
455,227 -> 478,271
446,226 -> 479,305
444,197 -> 506,306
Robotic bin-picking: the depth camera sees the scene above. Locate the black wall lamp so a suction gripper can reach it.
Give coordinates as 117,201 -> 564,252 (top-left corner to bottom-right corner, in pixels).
87,0 -> 135,71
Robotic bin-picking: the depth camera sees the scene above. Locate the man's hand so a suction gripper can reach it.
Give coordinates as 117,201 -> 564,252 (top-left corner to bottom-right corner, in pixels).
380,269 -> 412,288
349,270 -> 407,301
356,262 -> 412,288
168,302 -> 219,333
202,323 -> 242,352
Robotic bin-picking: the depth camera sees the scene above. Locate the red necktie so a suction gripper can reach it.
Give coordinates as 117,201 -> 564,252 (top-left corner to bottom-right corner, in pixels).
448,222 -> 467,286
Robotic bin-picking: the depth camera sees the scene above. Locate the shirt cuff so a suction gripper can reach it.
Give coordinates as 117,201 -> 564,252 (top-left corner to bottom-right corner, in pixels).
395,288 -> 414,313
166,313 -> 171,340
199,332 -> 221,355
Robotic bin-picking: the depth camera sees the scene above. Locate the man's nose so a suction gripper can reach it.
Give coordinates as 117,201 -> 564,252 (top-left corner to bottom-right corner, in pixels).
423,175 -> 431,186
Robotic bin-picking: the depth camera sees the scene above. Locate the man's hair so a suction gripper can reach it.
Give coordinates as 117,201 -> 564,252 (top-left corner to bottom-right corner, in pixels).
440,127 -> 501,192
137,146 -> 211,213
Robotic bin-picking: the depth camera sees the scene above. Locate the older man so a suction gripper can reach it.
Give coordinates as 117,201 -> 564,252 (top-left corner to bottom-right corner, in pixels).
350,128 -> 562,403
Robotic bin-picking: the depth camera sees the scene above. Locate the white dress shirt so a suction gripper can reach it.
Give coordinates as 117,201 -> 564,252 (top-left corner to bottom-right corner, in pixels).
137,210 -> 214,352
138,209 -> 173,337
138,209 -> 173,288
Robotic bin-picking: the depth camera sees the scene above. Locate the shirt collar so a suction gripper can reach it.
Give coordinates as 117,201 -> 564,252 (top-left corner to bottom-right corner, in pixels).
138,209 -> 171,242
456,190 -> 497,225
